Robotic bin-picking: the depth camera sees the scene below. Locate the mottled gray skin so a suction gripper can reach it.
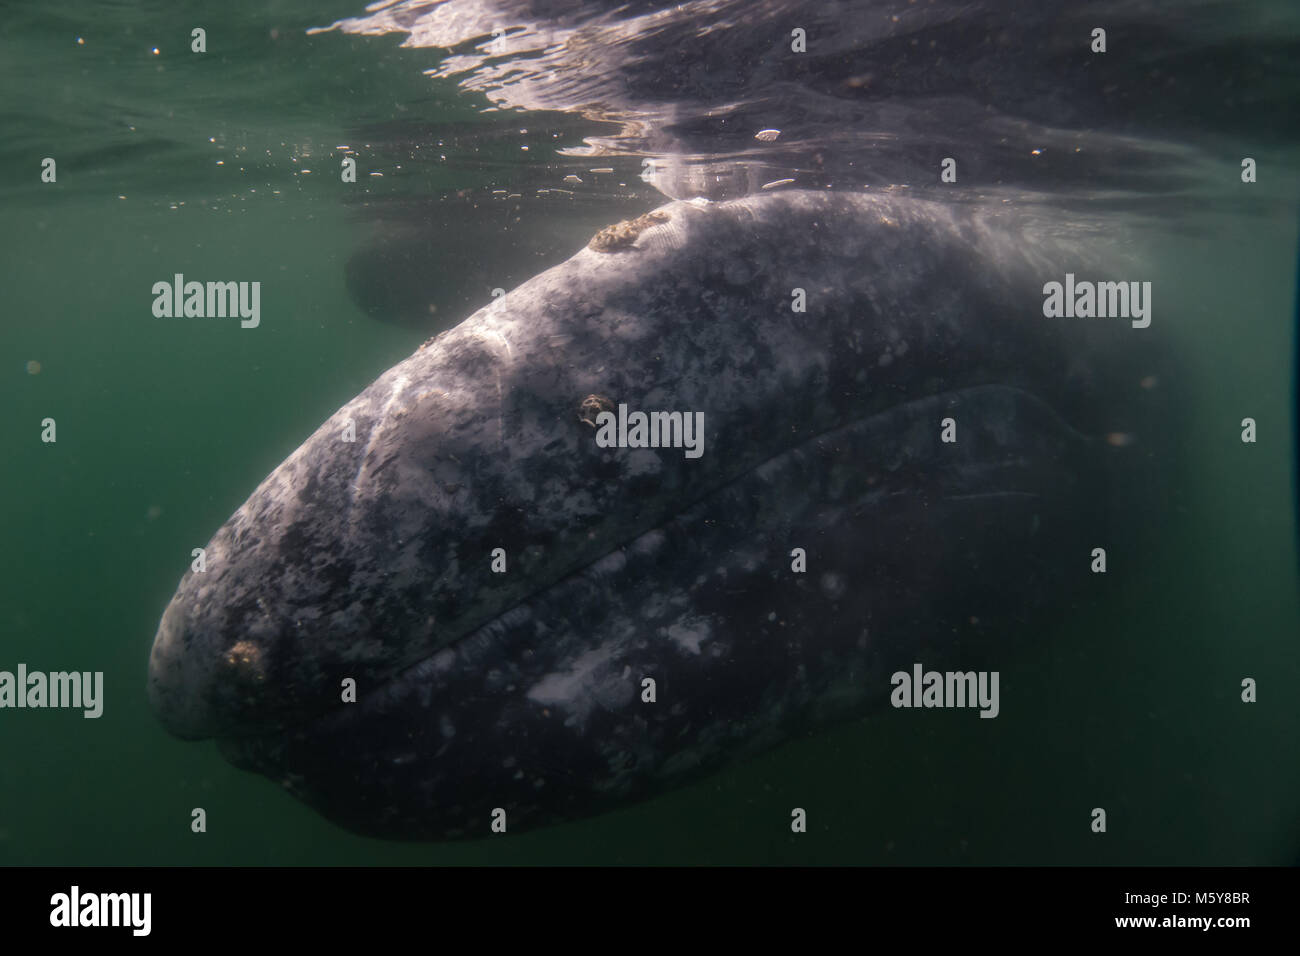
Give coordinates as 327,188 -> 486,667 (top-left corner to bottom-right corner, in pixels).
149,190 -> 1167,838
222,385 -> 1102,838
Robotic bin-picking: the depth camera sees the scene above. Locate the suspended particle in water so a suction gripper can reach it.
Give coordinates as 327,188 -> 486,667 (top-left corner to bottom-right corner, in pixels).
25,360 -> 41,375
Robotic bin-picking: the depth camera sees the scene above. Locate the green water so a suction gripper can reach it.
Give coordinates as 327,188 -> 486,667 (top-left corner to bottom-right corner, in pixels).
2,2 -> 1298,864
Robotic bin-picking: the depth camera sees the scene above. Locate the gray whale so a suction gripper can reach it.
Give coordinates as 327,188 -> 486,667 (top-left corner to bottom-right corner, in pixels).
148,190 -> 1168,838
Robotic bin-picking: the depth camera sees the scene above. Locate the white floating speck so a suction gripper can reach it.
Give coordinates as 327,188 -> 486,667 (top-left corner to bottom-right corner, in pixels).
761,178 -> 795,189
563,175 -> 583,184
754,129 -> 781,142
688,197 -> 711,207
588,167 -> 614,174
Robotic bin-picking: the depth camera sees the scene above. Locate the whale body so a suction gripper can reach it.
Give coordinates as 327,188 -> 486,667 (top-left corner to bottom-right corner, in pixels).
147,190 -> 1169,838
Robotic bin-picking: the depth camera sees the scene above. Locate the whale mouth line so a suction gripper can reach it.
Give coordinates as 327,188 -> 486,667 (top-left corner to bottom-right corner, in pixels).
212,379 -> 1088,752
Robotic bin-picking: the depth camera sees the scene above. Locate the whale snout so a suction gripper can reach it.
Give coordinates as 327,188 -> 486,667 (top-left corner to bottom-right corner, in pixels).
148,589 -> 292,740
147,598 -> 205,739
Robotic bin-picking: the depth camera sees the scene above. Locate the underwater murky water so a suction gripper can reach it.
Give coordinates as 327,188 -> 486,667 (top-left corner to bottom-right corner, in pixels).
1,0 -> 1298,863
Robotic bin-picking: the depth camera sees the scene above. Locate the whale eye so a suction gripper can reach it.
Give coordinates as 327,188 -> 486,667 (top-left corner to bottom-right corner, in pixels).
577,393 -> 615,427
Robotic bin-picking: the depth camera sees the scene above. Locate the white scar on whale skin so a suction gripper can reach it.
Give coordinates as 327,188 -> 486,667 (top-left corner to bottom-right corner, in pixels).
350,372 -> 411,513
525,643 -> 628,726
476,327 -> 515,447
480,327 -> 515,360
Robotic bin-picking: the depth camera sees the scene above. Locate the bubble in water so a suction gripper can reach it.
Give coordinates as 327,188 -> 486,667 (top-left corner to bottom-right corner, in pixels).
25,360 -> 41,375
